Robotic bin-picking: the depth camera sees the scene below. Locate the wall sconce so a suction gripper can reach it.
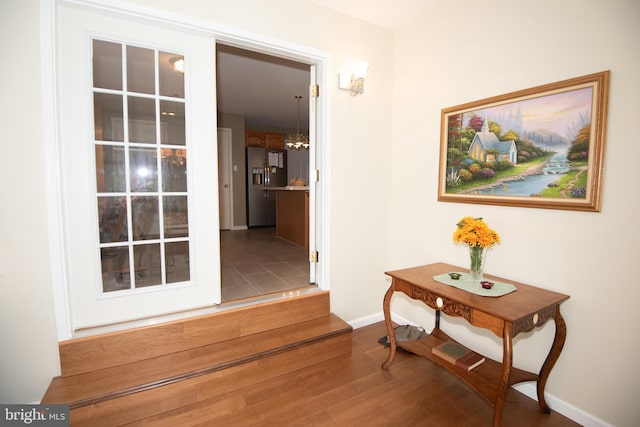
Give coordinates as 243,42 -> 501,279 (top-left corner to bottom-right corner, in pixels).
338,61 -> 369,96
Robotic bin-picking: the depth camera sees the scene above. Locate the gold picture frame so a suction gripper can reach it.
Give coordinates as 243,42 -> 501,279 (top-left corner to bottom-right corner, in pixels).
438,71 -> 609,212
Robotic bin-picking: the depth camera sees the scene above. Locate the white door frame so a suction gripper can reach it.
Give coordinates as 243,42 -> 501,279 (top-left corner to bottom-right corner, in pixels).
42,0 -> 331,340
308,65 -> 318,284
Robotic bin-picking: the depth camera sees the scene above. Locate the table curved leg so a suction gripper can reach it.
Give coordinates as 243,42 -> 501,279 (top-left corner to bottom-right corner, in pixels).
493,322 -> 513,427
537,305 -> 567,413
381,283 -> 396,370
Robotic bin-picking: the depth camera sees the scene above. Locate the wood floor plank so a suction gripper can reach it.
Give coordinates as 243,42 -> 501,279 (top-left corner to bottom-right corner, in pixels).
127,322 -> 579,427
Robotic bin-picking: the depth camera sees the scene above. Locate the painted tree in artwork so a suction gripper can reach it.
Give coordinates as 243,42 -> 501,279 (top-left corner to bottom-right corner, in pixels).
467,114 -> 484,132
567,125 -> 590,161
447,113 -> 463,165
488,120 -> 502,138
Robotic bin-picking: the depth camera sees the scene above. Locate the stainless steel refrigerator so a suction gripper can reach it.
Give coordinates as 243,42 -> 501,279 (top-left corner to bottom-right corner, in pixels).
246,147 -> 288,227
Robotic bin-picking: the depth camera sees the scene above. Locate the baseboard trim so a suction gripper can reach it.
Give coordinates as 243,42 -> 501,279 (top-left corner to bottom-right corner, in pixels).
350,310 -> 609,427
347,312 -> 384,329
512,383 -> 613,427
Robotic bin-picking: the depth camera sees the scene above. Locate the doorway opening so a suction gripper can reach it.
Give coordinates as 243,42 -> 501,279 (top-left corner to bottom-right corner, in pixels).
216,44 -> 315,302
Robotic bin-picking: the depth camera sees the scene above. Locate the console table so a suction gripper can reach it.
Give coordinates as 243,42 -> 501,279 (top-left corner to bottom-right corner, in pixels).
382,262 -> 569,426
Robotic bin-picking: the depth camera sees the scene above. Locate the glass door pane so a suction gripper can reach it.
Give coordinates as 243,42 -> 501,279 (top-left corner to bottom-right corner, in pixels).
92,38 -> 190,294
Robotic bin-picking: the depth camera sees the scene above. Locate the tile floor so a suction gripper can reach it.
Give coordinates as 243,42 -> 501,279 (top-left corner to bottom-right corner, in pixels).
220,227 -> 312,302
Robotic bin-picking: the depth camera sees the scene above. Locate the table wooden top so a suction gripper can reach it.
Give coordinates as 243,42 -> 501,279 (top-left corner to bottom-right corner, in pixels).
385,262 -> 570,323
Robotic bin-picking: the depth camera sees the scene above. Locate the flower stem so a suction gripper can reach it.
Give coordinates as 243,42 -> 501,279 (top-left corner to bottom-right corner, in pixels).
470,246 -> 484,273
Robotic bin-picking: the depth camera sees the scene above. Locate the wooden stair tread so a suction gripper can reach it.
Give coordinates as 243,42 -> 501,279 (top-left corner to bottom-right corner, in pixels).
68,331 -> 354,426
42,314 -> 351,409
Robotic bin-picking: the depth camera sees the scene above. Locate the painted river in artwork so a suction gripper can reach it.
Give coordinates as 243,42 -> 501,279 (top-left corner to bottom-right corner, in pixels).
471,152 -> 570,197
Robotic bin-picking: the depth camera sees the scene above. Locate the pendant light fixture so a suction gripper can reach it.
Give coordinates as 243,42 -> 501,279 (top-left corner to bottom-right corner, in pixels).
285,95 -> 309,150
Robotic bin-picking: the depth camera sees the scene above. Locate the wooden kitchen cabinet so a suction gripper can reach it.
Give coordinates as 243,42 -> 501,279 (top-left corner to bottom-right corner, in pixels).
245,130 -> 285,150
245,130 -> 264,147
265,133 -> 285,149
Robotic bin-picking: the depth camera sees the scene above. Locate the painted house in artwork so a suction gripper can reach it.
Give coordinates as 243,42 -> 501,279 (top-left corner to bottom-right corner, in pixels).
468,118 -> 518,164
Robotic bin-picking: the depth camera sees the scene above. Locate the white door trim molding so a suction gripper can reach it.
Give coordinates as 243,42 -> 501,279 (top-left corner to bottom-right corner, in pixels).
42,0 -> 331,340
41,0 -> 73,340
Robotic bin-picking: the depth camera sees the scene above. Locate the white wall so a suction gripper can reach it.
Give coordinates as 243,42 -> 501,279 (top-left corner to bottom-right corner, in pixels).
0,0 -> 62,404
389,0 -> 640,425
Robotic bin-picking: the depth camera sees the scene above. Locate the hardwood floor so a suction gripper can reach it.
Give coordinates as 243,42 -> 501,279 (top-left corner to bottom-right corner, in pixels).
220,227 -> 311,302
124,322 -> 579,426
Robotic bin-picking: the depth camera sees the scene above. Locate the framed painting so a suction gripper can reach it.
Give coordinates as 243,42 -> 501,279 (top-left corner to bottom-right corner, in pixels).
438,71 -> 609,212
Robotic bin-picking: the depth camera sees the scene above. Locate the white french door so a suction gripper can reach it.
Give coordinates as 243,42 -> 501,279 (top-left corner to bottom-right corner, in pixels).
56,3 -> 220,331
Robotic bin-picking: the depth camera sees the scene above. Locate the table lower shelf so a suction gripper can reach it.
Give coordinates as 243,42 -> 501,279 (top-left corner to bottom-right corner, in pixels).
397,328 -> 538,405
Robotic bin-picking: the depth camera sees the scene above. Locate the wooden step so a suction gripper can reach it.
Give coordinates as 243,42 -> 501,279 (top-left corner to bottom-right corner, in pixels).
42,313 -> 351,408
41,292 -> 353,425
58,291 -> 332,377
69,326 -> 352,426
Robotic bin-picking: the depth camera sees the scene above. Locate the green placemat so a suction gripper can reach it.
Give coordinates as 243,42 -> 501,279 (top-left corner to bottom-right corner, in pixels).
433,272 -> 516,297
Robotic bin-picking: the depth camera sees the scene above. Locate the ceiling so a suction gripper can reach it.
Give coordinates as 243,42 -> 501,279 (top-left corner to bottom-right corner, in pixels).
216,1 -> 437,132
216,45 -> 311,131
306,0 -> 438,31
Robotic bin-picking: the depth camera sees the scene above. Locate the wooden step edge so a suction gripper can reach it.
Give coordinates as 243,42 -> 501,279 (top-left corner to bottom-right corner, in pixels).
68,332 -> 354,426
69,324 -> 352,409
45,316 -> 352,410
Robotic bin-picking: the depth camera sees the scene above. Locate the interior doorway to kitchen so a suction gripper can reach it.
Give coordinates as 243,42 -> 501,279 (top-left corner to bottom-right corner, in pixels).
216,44 -> 316,302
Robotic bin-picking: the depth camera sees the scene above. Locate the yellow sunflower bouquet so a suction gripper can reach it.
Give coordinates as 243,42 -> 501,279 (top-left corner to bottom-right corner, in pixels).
453,217 -> 500,249
453,217 -> 500,282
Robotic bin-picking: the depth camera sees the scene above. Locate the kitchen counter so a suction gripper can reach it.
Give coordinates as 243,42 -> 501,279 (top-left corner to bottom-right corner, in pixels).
265,186 -> 309,191
274,189 -> 309,247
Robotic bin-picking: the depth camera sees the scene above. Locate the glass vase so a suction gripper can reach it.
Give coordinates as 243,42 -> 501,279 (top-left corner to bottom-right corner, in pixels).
469,246 -> 486,283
